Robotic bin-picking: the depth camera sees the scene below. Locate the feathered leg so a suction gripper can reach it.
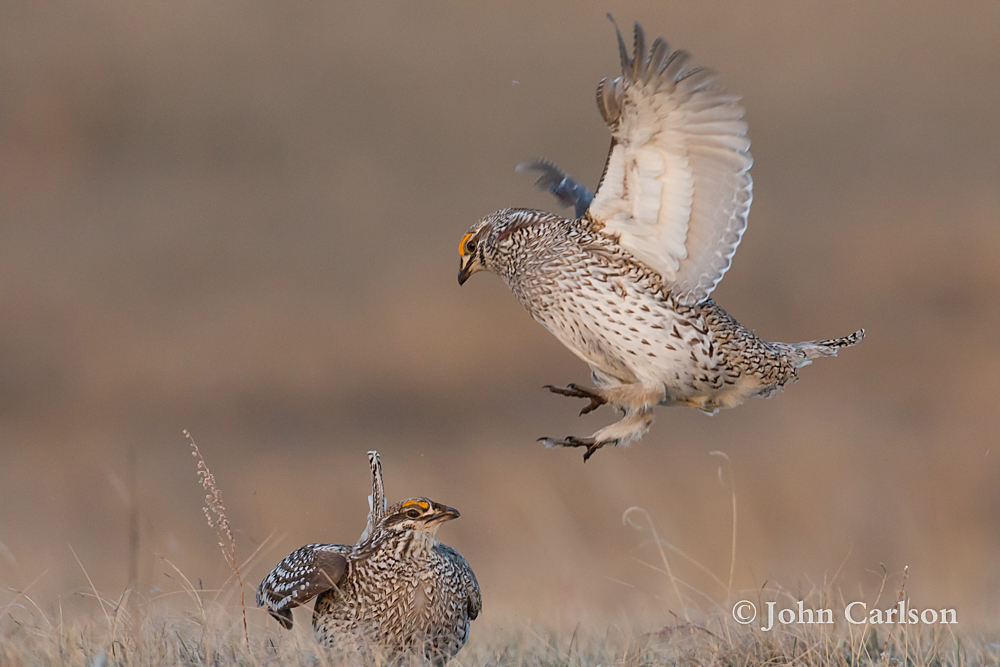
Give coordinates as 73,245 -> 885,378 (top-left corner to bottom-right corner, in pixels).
539,407 -> 655,461
545,383 -> 607,415
540,382 -> 663,460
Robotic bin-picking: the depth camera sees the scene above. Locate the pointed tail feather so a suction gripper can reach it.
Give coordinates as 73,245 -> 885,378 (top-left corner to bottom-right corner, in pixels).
358,450 -> 386,545
784,328 -> 865,368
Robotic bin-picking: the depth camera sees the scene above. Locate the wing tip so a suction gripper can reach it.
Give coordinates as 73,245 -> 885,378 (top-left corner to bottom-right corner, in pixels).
606,15 -> 650,83
258,575 -> 296,630
269,607 -> 294,630
606,14 -> 631,79
632,22 -> 647,80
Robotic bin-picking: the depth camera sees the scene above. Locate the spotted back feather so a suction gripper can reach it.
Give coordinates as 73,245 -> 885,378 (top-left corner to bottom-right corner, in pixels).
256,454 -> 480,660
255,544 -> 349,629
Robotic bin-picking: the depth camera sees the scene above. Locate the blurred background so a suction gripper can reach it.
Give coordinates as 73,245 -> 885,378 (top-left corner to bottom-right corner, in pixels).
1,1 -> 998,628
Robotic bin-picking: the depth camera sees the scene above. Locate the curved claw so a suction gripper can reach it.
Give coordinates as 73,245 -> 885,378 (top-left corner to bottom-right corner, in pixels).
537,436 -> 614,462
544,383 -> 608,416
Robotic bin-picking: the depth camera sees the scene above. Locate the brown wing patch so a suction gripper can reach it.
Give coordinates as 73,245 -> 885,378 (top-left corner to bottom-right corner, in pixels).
311,550 -> 348,589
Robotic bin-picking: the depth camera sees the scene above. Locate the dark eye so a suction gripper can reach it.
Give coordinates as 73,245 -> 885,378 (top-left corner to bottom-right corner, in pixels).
406,509 -> 420,519
465,239 -> 476,255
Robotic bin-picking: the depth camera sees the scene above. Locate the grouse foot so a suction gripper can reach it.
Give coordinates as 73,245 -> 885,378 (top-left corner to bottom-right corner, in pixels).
537,435 -> 615,462
544,384 -> 608,415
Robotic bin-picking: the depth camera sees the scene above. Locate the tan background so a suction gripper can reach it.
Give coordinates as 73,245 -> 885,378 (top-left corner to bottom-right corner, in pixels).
1,1 -> 998,628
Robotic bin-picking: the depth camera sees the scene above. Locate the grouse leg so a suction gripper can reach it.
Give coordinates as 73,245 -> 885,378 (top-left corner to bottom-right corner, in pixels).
538,406 -> 655,462
538,435 -> 610,462
544,383 -> 608,415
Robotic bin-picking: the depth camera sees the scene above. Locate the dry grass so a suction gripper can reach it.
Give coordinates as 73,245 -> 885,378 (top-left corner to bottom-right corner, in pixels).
185,430 -> 249,648
1,592 -> 996,666
1,441 -> 995,666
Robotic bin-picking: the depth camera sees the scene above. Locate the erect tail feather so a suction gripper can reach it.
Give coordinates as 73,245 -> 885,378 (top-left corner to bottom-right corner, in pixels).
785,328 -> 865,368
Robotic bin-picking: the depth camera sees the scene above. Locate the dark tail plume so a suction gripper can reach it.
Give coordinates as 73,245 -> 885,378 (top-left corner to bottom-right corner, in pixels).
779,328 -> 865,368
517,158 -> 594,219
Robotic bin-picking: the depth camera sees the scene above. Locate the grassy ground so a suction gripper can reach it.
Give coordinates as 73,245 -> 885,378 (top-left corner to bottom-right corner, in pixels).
4,442 -> 993,666
2,591 -> 996,667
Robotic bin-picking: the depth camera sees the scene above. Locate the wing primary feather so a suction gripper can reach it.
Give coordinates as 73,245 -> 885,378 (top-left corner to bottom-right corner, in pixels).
662,50 -> 692,84
606,14 -> 631,80
631,22 -> 646,81
676,67 -> 718,93
645,38 -> 669,83
596,78 -> 612,124
598,77 -> 621,125
588,20 -> 754,303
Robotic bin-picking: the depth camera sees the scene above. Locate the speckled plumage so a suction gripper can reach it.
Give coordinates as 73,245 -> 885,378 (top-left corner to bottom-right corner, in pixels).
458,20 -> 863,460
257,453 -> 480,662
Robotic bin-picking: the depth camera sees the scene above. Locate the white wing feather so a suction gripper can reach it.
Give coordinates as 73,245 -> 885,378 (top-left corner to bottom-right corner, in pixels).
588,20 -> 753,304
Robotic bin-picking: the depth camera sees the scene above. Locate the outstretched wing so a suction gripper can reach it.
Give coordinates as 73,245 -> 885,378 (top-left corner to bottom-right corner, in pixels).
587,18 -> 753,304
256,544 -> 349,629
358,450 -> 387,544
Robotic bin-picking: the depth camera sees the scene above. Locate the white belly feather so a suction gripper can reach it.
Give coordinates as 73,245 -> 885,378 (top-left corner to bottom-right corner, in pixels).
529,269 -> 721,399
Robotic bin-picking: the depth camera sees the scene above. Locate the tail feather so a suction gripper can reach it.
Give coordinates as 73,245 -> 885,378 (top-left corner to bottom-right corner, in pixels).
784,328 -> 865,368
516,158 -> 594,219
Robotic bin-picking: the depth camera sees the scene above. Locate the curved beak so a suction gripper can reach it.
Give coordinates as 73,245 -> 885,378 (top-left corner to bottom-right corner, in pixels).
433,505 -> 461,522
457,256 -> 478,285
